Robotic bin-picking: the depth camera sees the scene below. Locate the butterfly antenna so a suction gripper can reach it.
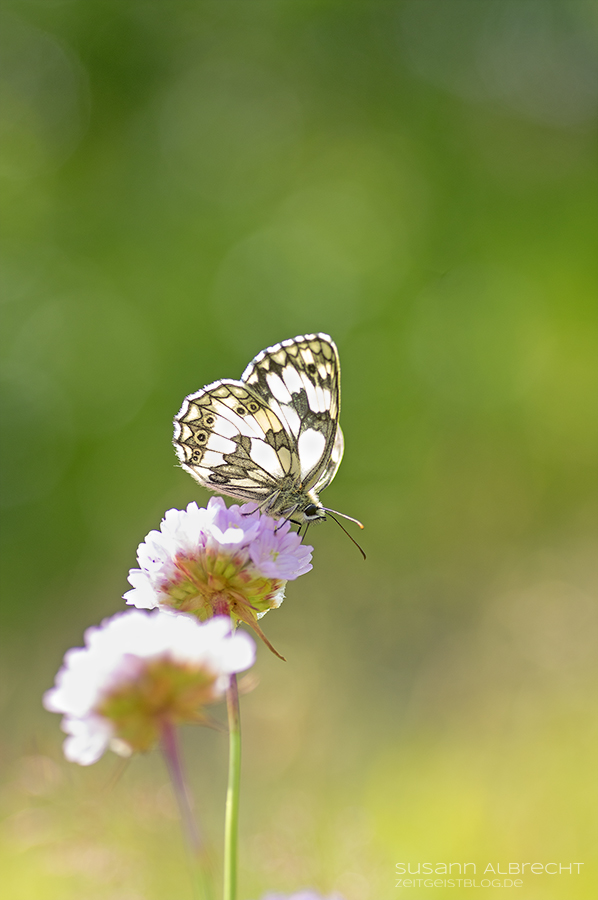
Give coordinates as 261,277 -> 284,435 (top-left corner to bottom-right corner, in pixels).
321,507 -> 365,530
323,511 -> 366,560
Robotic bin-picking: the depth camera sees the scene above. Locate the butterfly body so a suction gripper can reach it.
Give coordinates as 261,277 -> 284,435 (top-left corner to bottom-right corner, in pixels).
173,334 -> 344,524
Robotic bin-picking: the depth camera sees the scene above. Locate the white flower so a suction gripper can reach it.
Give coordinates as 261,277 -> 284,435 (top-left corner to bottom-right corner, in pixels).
44,610 -> 255,765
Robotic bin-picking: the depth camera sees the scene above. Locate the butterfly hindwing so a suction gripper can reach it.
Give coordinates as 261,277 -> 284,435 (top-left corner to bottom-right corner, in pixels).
174,379 -> 300,503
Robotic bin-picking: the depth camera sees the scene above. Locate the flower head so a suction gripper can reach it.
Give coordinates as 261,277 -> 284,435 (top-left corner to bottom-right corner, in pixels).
43,610 -> 255,765
124,498 -> 313,655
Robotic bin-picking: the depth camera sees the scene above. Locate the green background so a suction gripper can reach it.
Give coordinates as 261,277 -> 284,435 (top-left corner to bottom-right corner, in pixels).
1,2 -> 596,898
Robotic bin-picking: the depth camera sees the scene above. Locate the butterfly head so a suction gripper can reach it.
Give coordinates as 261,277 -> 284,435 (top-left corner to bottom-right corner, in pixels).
301,500 -> 327,525
290,495 -> 365,559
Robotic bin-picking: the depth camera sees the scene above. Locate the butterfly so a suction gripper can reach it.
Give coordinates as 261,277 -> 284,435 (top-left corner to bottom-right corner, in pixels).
173,333 -> 363,544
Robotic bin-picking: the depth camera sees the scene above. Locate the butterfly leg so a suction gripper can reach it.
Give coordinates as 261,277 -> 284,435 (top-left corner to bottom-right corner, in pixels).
240,507 -> 260,518
273,504 -> 300,533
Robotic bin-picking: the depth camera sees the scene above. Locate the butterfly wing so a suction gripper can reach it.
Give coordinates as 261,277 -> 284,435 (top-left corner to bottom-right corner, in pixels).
173,379 -> 301,504
241,333 -> 341,491
313,423 -> 344,493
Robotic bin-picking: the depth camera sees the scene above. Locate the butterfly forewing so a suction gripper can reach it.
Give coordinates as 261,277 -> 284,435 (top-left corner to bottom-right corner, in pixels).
241,334 -> 341,488
173,333 -> 342,521
314,423 -> 344,493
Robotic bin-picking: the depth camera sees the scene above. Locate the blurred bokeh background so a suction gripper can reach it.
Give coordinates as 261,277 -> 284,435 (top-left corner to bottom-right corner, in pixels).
1,2 -> 597,898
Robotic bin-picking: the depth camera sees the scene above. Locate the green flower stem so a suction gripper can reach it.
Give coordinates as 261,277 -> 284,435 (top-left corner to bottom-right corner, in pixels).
160,720 -> 213,900
223,673 -> 241,900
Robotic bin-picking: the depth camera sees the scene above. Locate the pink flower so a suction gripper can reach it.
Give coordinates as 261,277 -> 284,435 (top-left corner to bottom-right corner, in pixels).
124,498 -> 313,655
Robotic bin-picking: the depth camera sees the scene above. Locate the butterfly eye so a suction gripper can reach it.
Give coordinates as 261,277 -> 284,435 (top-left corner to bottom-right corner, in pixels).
304,503 -> 319,517
236,406 -> 247,416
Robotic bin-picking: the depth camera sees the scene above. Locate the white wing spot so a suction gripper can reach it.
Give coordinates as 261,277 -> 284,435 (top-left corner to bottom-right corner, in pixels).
281,364 -> 303,395
281,403 -> 301,435
250,439 -> 284,476
266,372 -> 293,403
268,398 -> 301,436
302,376 -> 321,412
213,417 -> 238,439
298,429 -> 326,477
201,450 -> 225,468
206,433 -> 237,454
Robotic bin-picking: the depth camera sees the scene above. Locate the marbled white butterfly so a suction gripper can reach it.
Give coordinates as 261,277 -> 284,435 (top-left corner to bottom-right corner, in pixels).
173,333 -> 363,544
